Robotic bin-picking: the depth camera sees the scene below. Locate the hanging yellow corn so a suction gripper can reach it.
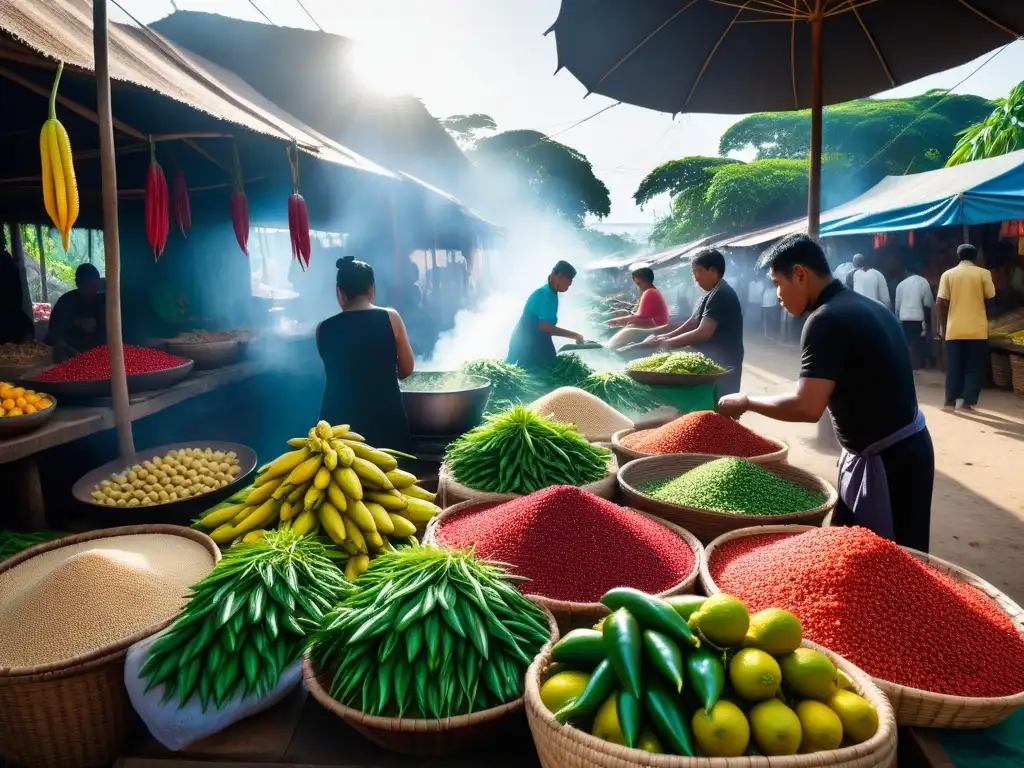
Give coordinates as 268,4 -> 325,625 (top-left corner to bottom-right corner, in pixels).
40,63 -> 78,252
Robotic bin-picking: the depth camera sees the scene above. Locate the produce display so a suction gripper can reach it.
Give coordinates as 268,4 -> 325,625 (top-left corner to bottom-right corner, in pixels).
34,344 -> 189,382
398,372 -> 481,392
528,387 -> 632,440
460,358 -> 539,411
627,351 -> 724,375
193,420 -> 440,578
709,527 -> 1024,698
286,144 -> 312,269
307,545 -> 551,717
33,302 -> 51,322
621,411 -> 780,457
0,382 -> 54,417
0,341 -> 50,364
641,458 -> 824,516
89,447 -> 243,507
547,353 -> 593,388
141,529 -> 347,709
171,330 -> 251,344
0,533 -> 215,668
434,486 -> 694,603
543,590 -> 880,757
40,63 -> 78,251
145,139 -> 170,260
444,406 -> 612,495
0,530 -> 65,562
579,371 -> 661,415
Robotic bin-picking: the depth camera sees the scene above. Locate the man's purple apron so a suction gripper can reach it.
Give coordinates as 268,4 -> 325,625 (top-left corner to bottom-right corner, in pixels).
836,410 -> 926,540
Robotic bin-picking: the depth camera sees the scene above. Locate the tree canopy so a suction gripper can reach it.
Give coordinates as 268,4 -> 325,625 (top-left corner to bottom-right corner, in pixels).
439,114 -> 497,149
948,81 -> 1024,166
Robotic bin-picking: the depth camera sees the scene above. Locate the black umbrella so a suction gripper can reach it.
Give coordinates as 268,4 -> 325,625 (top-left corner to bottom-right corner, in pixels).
547,0 -> 1024,235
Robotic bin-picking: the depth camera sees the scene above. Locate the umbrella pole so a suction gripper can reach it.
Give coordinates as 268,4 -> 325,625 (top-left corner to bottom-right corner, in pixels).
93,0 -> 135,459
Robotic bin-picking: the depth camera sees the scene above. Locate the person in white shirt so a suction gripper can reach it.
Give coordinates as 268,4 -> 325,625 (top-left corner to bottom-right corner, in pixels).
833,258 -> 855,286
894,262 -> 934,370
851,253 -> 891,308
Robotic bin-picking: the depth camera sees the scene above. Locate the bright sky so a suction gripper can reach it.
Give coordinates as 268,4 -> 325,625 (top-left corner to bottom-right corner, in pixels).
120,0 -> 1024,224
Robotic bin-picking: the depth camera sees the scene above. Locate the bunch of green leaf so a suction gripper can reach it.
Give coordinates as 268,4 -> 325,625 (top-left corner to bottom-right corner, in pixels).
579,371 -> 661,416
0,530 -> 65,561
546,353 -> 594,388
445,405 -> 612,494
141,528 -> 349,710
307,545 -> 550,718
627,351 -> 724,375
460,358 -> 540,412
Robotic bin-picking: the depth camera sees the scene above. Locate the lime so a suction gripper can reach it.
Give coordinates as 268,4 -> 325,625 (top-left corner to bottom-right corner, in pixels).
592,694 -> 626,745
749,699 -> 802,756
836,669 -> 855,690
691,700 -> 750,757
690,594 -> 749,647
729,648 -> 782,701
796,700 -> 843,752
743,608 -> 802,656
779,648 -> 837,701
540,671 -> 591,715
827,689 -> 879,744
636,729 -> 663,754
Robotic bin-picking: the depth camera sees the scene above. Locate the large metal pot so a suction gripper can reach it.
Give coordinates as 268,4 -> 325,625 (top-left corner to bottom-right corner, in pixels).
401,372 -> 491,437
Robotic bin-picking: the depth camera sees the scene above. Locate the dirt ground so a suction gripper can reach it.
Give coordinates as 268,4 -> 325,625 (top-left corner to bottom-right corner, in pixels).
736,339 -> 1024,602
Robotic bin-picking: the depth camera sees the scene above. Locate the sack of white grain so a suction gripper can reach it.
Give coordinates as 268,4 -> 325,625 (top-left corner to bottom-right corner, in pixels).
528,386 -> 633,442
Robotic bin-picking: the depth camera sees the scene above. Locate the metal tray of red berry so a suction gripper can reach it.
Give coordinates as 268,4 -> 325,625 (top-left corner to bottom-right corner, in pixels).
17,359 -> 195,401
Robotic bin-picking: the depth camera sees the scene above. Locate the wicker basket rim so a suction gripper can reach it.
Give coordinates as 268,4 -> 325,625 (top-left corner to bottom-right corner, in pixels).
0,524 -> 220,679
424,499 -> 705,611
525,637 -> 897,767
701,525 -> 1024,707
303,603 -> 559,729
611,426 -> 788,463
618,454 -> 836,522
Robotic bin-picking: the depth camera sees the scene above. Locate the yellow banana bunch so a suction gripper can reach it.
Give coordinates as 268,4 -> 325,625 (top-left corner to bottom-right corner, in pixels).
40,63 -> 78,252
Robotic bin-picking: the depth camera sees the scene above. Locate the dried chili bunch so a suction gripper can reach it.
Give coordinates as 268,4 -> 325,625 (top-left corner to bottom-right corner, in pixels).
286,143 -> 311,270
145,138 -> 169,260
172,167 -> 191,238
230,142 -> 250,256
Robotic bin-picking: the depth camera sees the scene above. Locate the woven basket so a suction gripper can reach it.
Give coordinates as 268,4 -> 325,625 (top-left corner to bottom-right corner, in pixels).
437,449 -> 619,507
990,351 -> 1012,389
525,639 -> 897,768
618,454 -> 835,545
702,526 -> 1024,729
302,604 -> 559,756
1011,353 -> 1024,398
424,500 -> 704,634
611,426 -> 788,467
0,525 -> 220,768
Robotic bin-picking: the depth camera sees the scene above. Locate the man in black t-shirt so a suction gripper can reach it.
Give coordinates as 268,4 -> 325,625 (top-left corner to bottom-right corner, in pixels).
623,248 -> 744,398
717,234 -> 934,551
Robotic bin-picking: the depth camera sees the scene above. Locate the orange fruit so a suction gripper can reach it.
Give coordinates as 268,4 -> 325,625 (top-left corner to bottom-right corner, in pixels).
38,399 -> 52,409
22,404 -> 36,414
11,387 -> 24,398
1,399 -> 13,411
7,407 -> 23,416
15,397 -> 26,408
25,393 -> 39,404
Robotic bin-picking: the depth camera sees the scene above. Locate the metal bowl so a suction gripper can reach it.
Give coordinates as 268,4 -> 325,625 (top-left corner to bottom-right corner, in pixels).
401,373 -> 491,437
71,440 -> 257,526
0,396 -> 58,440
19,359 -> 195,400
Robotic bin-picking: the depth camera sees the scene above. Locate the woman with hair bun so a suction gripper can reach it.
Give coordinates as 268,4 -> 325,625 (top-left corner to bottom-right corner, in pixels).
316,256 -> 415,450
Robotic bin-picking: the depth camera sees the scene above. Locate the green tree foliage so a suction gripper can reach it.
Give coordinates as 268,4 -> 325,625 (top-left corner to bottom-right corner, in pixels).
634,156 -> 742,209
579,228 -> 638,256
439,113 -> 497,149
948,81 -> 1024,166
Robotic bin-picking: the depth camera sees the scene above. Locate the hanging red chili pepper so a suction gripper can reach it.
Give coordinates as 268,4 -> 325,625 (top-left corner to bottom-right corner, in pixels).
145,137 -> 169,260
287,142 -> 311,270
172,167 -> 191,238
230,142 -> 250,256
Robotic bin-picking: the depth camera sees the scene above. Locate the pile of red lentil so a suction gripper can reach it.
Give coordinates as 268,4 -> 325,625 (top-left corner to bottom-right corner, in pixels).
621,411 -> 779,457
36,345 -> 189,383
709,527 -> 1024,698
435,486 -> 695,602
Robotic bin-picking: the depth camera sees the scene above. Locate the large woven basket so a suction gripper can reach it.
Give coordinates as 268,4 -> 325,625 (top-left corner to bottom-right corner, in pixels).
618,454 -> 835,544
701,525 -> 1024,729
990,351 -> 1012,389
611,426 -> 788,467
302,604 -> 559,756
1010,353 -> 1024,398
525,639 -> 897,768
0,525 -> 220,768
424,500 -> 703,634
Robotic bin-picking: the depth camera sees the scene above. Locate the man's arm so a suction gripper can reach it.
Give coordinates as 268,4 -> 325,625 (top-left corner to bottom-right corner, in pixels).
935,273 -> 949,336
662,317 -> 716,348
743,378 -> 835,422
538,321 -> 583,342
661,315 -> 699,339
894,284 -> 904,318
877,274 -> 891,308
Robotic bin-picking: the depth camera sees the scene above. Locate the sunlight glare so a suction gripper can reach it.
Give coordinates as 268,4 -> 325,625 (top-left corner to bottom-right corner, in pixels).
348,40 -> 411,96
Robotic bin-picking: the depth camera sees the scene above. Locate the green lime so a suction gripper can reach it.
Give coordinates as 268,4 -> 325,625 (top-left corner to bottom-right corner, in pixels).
690,594 -> 749,647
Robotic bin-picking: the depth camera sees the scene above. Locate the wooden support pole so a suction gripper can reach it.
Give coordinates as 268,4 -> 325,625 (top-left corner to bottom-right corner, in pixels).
8,223 -> 33,321
34,224 -> 47,303
94,0 -> 135,459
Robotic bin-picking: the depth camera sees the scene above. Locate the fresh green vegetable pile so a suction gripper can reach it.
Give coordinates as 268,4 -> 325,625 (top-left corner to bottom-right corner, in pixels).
445,406 -> 612,494
0,530 -> 65,561
546,353 -> 594,388
580,371 -> 660,415
642,458 -> 825,516
627,351 -> 724,375
460,359 -> 540,412
399,372 -> 481,392
141,529 -> 349,709
307,545 -> 551,718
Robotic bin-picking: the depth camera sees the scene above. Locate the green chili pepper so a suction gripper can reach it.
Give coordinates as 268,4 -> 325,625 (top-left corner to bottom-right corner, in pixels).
601,588 -> 699,650
550,629 -> 607,668
664,595 -> 706,622
616,690 -> 642,749
643,677 -> 695,757
642,630 -> 685,692
554,658 -> 617,724
686,648 -> 725,714
602,608 -> 642,699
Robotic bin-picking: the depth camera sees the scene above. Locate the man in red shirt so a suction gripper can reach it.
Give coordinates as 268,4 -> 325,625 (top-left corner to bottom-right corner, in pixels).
605,266 -> 670,349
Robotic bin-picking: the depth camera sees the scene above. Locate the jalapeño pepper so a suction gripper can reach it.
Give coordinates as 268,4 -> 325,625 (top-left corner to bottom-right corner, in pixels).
686,647 -> 725,714
644,677 -> 695,756
554,658 -> 617,724
602,608 -> 643,699
550,628 -> 607,668
601,588 -> 699,649
616,690 -> 642,749
642,630 -> 685,692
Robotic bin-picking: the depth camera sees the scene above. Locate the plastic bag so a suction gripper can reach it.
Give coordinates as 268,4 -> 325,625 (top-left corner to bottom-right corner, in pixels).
124,627 -> 303,751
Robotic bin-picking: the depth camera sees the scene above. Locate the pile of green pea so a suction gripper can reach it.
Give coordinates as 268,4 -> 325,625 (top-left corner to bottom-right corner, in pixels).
90,447 -> 242,507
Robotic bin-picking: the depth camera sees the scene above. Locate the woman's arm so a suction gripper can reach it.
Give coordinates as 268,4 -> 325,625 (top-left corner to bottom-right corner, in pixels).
387,309 -> 415,379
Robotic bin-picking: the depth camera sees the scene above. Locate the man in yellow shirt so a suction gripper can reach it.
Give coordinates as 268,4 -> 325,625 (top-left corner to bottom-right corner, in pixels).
936,244 -> 995,411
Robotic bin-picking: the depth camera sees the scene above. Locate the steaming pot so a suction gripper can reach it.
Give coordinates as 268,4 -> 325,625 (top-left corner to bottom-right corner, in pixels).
401,373 -> 491,437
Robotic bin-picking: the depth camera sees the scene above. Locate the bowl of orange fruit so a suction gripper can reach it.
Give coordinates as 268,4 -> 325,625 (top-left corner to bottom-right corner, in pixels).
0,382 -> 56,439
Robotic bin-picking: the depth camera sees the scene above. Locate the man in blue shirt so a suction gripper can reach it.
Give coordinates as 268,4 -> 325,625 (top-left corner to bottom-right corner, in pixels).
507,260 -> 584,371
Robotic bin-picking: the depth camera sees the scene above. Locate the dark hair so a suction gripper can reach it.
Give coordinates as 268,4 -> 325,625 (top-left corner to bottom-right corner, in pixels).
691,248 -> 726,276
552,260 -> 577,279
631,266 -> 655,284
335,256 -> 375,296
957,243 -> 977,262
757,233 -> 831,277
75,263 -> 101,286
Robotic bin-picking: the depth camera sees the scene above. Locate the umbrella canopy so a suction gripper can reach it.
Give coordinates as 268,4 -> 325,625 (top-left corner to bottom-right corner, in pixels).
548,0 -> 1024,234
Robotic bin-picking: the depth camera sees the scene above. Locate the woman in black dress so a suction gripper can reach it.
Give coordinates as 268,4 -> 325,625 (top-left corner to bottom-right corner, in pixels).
316,257 -> 415,450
